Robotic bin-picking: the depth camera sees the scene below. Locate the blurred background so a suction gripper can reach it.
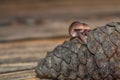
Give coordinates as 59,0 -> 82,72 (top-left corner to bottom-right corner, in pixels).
0,0 -> 120,79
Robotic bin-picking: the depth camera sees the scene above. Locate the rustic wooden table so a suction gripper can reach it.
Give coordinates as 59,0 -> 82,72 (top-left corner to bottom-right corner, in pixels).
0,0 -> 120,79
0,23 -> 68,80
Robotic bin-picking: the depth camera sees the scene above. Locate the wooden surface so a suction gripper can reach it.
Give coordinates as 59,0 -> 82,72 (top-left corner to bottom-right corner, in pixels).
0,19 -> 120,80
0,70 -> 38,80
0,0 -> 120,80
0,38 -> 66,80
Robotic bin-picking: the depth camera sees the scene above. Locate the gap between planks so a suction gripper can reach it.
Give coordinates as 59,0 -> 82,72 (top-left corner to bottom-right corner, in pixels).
0,69 -> 52,80
0,69 -> 38,80
0,62 -> 37,74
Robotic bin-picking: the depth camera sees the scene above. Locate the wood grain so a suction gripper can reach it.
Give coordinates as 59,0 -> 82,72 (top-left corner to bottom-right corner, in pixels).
0,1 -> 120,79
0,69 -> 38,80
0,22 -> 68,42
0,38 -> 67,75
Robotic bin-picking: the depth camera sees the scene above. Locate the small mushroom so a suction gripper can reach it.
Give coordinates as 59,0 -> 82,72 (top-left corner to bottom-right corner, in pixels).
69,21 -> 90,44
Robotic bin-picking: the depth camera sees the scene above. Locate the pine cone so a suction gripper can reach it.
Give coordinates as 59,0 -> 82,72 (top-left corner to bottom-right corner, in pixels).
36,22 -> 120,80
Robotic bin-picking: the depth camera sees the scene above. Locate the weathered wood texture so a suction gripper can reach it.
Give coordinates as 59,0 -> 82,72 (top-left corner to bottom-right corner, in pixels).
0,70 -> 38,80
0,37 -> 66,80
0,22 -> 68,42
0,0 -> 120,16
0,1 -> 120,79
0,19 -> 120,42
0,22 -> 119,80
0,38 -> 66,69
0,21 -> 119,80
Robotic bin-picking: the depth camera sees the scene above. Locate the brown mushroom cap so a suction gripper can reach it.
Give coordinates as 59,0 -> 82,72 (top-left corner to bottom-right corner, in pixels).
69,21 -> 90,37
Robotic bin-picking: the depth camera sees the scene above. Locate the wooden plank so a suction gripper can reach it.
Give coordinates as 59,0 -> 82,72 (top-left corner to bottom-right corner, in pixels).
0,21 -> 68,42
0,38 -> 67,75
0,62 -> 37,73
0,1 -> 119,79
0,38 -> 67,64
0,17 -> 120,42
0,0 -> 120,14
0,69 -> 52,80
0,70 -> 38,80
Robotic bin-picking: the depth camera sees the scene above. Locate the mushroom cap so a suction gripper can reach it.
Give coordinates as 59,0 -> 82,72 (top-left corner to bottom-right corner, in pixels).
69,21 -> 90,37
